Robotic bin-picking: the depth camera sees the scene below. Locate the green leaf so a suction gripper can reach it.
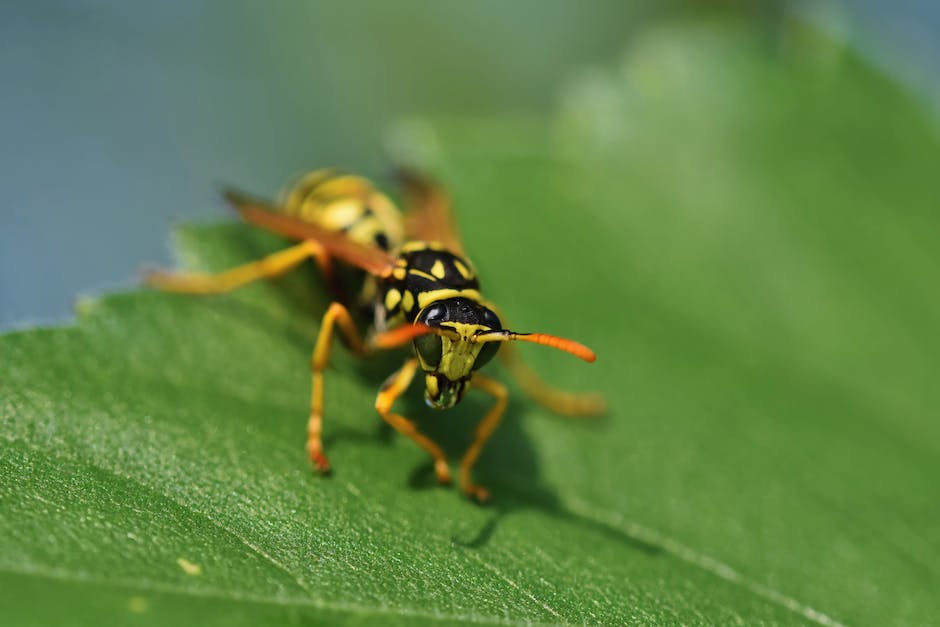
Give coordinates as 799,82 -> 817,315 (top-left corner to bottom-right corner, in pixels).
3,21 -> 939,625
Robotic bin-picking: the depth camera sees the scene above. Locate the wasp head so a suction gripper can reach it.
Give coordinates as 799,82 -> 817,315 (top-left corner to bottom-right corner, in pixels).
413,298 -> 502,409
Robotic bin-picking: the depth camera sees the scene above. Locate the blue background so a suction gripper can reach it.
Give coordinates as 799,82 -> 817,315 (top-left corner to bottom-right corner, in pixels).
2,1 -> 938,328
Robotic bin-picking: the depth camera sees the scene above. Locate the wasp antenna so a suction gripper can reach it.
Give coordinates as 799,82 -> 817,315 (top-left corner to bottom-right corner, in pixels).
371,324 -> 433,349
220,187 -> 251,207
477,331 -> 596,363
371,324 -> 459,350
220,188 -> 241,205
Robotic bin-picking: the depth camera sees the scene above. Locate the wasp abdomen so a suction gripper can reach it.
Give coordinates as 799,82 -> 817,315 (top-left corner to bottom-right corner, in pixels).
280,170 -> 404,252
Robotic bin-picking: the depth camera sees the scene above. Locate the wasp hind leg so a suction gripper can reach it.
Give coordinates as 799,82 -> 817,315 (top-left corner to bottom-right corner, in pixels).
307,302 -> 369,472
375,358 -> 452,486
500,342 -> 606,416
145,239 -> 333,294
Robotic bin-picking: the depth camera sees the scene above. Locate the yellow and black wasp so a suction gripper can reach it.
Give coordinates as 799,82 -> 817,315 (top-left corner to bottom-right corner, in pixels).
147,169 -> 603,501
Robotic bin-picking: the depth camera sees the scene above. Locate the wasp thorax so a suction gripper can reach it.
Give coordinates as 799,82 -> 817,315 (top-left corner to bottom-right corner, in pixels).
413,298 -> 503,409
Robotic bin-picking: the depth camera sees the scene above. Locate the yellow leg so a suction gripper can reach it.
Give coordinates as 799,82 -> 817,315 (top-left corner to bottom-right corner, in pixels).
499,342 -> 606,416
145,239 -> 331,294
459,373 -> 508,502
308,302 -> 368,472
374,358 -> 452,485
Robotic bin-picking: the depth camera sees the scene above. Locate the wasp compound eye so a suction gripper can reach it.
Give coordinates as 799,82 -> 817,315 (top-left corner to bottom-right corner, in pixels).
419,303 -> 446,325
473,341 -> 499,371
471,306 -> 502,370
414,333 -> 443,369
480,307 -> 502,331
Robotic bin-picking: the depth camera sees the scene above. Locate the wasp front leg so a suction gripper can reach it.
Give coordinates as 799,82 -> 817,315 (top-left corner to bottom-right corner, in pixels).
308,302 -> 368,472
374,358 -> 452,486
459,373 -> 508,502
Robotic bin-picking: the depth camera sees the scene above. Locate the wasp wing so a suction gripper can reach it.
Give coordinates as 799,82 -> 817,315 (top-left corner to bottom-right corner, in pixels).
223,189 -> 397,278
395,168 -> 466,256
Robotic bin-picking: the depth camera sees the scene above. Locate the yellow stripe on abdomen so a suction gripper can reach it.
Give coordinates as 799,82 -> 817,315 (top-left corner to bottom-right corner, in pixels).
280,169 -> 405,251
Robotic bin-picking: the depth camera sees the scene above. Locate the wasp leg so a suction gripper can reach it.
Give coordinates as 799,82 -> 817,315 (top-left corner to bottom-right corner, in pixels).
499,342 -> 606,416
308,302 -> 369,472
459,373 -> 508,502
145,239 -> 333,294
375,358 -> 452,486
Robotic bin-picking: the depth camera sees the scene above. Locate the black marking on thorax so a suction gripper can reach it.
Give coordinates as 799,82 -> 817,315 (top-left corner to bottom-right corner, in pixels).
377,246 -> 481,324
402,248 -> 478,292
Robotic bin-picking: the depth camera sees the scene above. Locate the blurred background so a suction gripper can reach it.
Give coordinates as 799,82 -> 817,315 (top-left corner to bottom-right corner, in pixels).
1,0 -> 938,328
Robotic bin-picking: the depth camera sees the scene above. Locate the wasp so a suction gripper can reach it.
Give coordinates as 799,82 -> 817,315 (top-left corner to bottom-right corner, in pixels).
146,169 -> 604,501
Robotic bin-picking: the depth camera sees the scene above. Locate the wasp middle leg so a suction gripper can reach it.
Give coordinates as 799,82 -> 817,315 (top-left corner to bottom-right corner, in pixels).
308,302 -> 369,472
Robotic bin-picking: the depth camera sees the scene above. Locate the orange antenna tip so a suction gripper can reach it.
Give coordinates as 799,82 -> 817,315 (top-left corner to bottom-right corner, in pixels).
476,331 -> 597,362
518,333 -> 597,362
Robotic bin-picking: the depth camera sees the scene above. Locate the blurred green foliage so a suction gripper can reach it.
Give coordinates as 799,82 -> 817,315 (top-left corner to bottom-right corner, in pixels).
3,12 -> 940,627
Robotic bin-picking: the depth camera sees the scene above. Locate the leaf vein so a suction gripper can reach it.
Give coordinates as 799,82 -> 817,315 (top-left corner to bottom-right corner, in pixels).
463,551 -> 562,621
562,495 -> 847,627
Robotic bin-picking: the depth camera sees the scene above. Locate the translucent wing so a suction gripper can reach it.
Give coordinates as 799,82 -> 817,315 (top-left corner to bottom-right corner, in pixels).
223,189 -> 397,277
395,168 -> 466,256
